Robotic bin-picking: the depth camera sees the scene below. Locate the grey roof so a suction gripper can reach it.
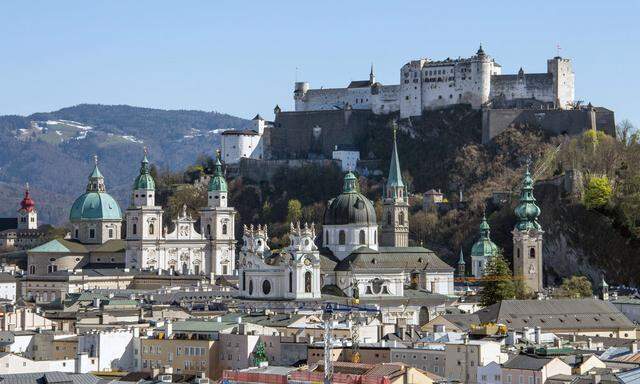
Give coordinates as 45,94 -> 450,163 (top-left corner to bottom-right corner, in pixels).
502,354 -> 555,370
331,246 -> 454,272
347,80 -> 372,88
470,299 -> 635,331
0,273 -> 18,283
0,372 -> 101,384
221,129 -> 259,136
617,367 -> 640,384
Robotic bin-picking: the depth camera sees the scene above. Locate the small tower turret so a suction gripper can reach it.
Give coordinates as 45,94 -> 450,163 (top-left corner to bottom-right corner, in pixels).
599,275 -> 609,301
208,150 -> 228,208
381,123 -> 409,247
457,249 -> 466,277
17,183 -> 37,230
512,164 -> 544,293
369,63 -> 376,84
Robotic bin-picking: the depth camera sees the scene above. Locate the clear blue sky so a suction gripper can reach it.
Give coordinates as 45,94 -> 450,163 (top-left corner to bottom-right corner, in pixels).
1,1 -> 639,126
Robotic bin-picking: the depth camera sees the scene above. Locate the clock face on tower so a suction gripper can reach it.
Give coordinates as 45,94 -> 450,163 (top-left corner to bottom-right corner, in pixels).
304,258 -> 310,266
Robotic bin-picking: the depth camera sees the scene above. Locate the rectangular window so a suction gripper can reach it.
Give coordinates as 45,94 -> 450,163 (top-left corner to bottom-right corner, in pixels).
89,229 -> 95,238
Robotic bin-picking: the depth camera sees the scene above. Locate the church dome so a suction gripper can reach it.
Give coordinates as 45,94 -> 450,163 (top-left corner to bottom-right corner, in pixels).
471,213 -> 498,258
70,157 -> 122,221
70,192 -> 122,221
323,172 -> 377,226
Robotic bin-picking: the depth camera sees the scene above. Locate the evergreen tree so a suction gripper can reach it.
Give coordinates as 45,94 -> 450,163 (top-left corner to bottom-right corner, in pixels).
253,340 -> 267,366
480,253 -> 515,306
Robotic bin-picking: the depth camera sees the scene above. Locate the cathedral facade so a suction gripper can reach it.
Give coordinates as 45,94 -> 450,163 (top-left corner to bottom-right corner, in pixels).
125,151 -> 237,277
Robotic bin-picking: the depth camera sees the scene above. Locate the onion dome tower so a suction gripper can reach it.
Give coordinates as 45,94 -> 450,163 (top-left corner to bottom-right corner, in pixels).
200,150 -> 236,277
70,155 -> 122,244
470,212 -> 499,278
323,172 -> 378,259
512,164 -> 544,293
17,183 -> 37,229
381,124 -> 409,247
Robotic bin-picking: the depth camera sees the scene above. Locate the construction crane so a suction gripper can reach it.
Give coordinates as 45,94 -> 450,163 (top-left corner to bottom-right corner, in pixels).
320,302 -> 380,384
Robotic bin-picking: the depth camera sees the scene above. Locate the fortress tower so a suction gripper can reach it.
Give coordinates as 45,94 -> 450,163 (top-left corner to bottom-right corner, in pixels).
547,56 -> 575,109
380,126 -> 409,247
512,165 -> 544,293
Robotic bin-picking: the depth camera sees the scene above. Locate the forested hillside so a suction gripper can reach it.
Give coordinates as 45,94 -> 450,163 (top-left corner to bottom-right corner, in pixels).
0,104 -> 251,224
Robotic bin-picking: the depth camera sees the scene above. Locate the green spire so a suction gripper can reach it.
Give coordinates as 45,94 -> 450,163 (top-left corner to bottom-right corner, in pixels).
208,150 -> 228,192
514,164 -> 541,231
479,211 -> 490,239
386,123 -> 404,189
458,249 -> 465,265
87,155 -> 106,192
343,171 -> 358,193
133,148 -> 155,190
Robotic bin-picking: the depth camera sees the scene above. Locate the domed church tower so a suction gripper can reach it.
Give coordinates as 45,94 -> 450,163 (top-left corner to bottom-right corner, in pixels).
380,125 -> 409,247
512,165 -> 544,293
199,150 -> 237,277
470,212 -> 498,278
323,172 -> 378,259
125,149 -> 164,269
17,183 -> 38,230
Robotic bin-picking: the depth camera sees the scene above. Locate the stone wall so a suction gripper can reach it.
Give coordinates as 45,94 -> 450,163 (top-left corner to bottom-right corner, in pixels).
481,107 -> 615,144
270,109 -> 375,159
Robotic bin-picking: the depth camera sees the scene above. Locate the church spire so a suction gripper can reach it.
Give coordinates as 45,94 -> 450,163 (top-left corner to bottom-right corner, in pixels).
386,122 -> 405,191
208,150 -> 228,193
514,163 -> 541,231
369,63 -> 376,84
133,147 -> 155,191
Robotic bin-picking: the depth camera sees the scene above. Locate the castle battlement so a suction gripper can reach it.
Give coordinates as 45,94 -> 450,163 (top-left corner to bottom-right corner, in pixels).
293,46 -> 575,119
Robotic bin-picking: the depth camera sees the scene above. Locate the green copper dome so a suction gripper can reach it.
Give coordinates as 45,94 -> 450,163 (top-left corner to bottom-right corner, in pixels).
514,166 -> 541,231
70,159 -> 122,221
471,213 -> 498,258
208,152 -> 227,192
323,172 -> 377,226
133,152 -> 155,190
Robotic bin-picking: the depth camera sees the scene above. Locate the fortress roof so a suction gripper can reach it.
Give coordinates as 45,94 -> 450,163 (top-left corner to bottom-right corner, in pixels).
221,129 -> 260,136
347,79 -> 373,88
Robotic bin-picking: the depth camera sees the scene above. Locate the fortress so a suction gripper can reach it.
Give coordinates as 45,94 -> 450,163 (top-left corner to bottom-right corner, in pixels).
294,46 -> 575,118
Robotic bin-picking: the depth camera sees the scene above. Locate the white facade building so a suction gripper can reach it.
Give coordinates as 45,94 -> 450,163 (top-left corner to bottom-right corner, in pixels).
221,114 -> 268,165
77,328 -> 136,372
332,146 -> 360,172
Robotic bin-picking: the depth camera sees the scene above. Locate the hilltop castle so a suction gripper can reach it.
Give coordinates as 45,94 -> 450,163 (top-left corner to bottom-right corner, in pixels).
294,46 -> 575,119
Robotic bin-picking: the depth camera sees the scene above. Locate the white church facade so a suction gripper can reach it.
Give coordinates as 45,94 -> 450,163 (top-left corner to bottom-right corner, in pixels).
124,151 -> 237,277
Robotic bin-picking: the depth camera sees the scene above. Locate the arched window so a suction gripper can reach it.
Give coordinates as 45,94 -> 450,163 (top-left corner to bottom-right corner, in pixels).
132,224 -> 137,235
149,223 -> 154,235
48,265 -> 57,273
305,271 -> 312,293
249,280 -> 254,295
399,211 -> 405,226
242,271 -> 246,290
182,263 -> 188,274
262,280 -> 271,295
108,228 -> 114,238
359,230 -> 366,245
289,271 -> 293,293
29,265 -> 35,274
529,248 -> 536,258
339,230 -> 346,245
222,224 -> 228,235
74,229 -> 79,239
325,230 -> 329,244
517,248 -> 521,258
206,224 -> 211,235
194,265 -> 200,275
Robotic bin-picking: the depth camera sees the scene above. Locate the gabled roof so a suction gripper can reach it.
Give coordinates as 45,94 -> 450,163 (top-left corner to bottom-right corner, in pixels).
331,246 -> 454,272
29,238 -> 88,254
347,80 -> 373,88
502,354 -> 555,370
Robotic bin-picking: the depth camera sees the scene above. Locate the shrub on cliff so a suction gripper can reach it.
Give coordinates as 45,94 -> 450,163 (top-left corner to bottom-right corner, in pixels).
584,176 -> 612,210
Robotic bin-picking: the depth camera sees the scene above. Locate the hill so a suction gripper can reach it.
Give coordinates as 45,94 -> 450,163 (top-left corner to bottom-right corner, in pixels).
0,104 -> 251,225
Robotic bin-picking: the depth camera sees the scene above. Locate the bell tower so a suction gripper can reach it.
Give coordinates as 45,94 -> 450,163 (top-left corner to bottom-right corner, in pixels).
17,183 -> 37,230
512,165 -> 544,293
199,150 -> 237,277
381,124 -> 409,247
